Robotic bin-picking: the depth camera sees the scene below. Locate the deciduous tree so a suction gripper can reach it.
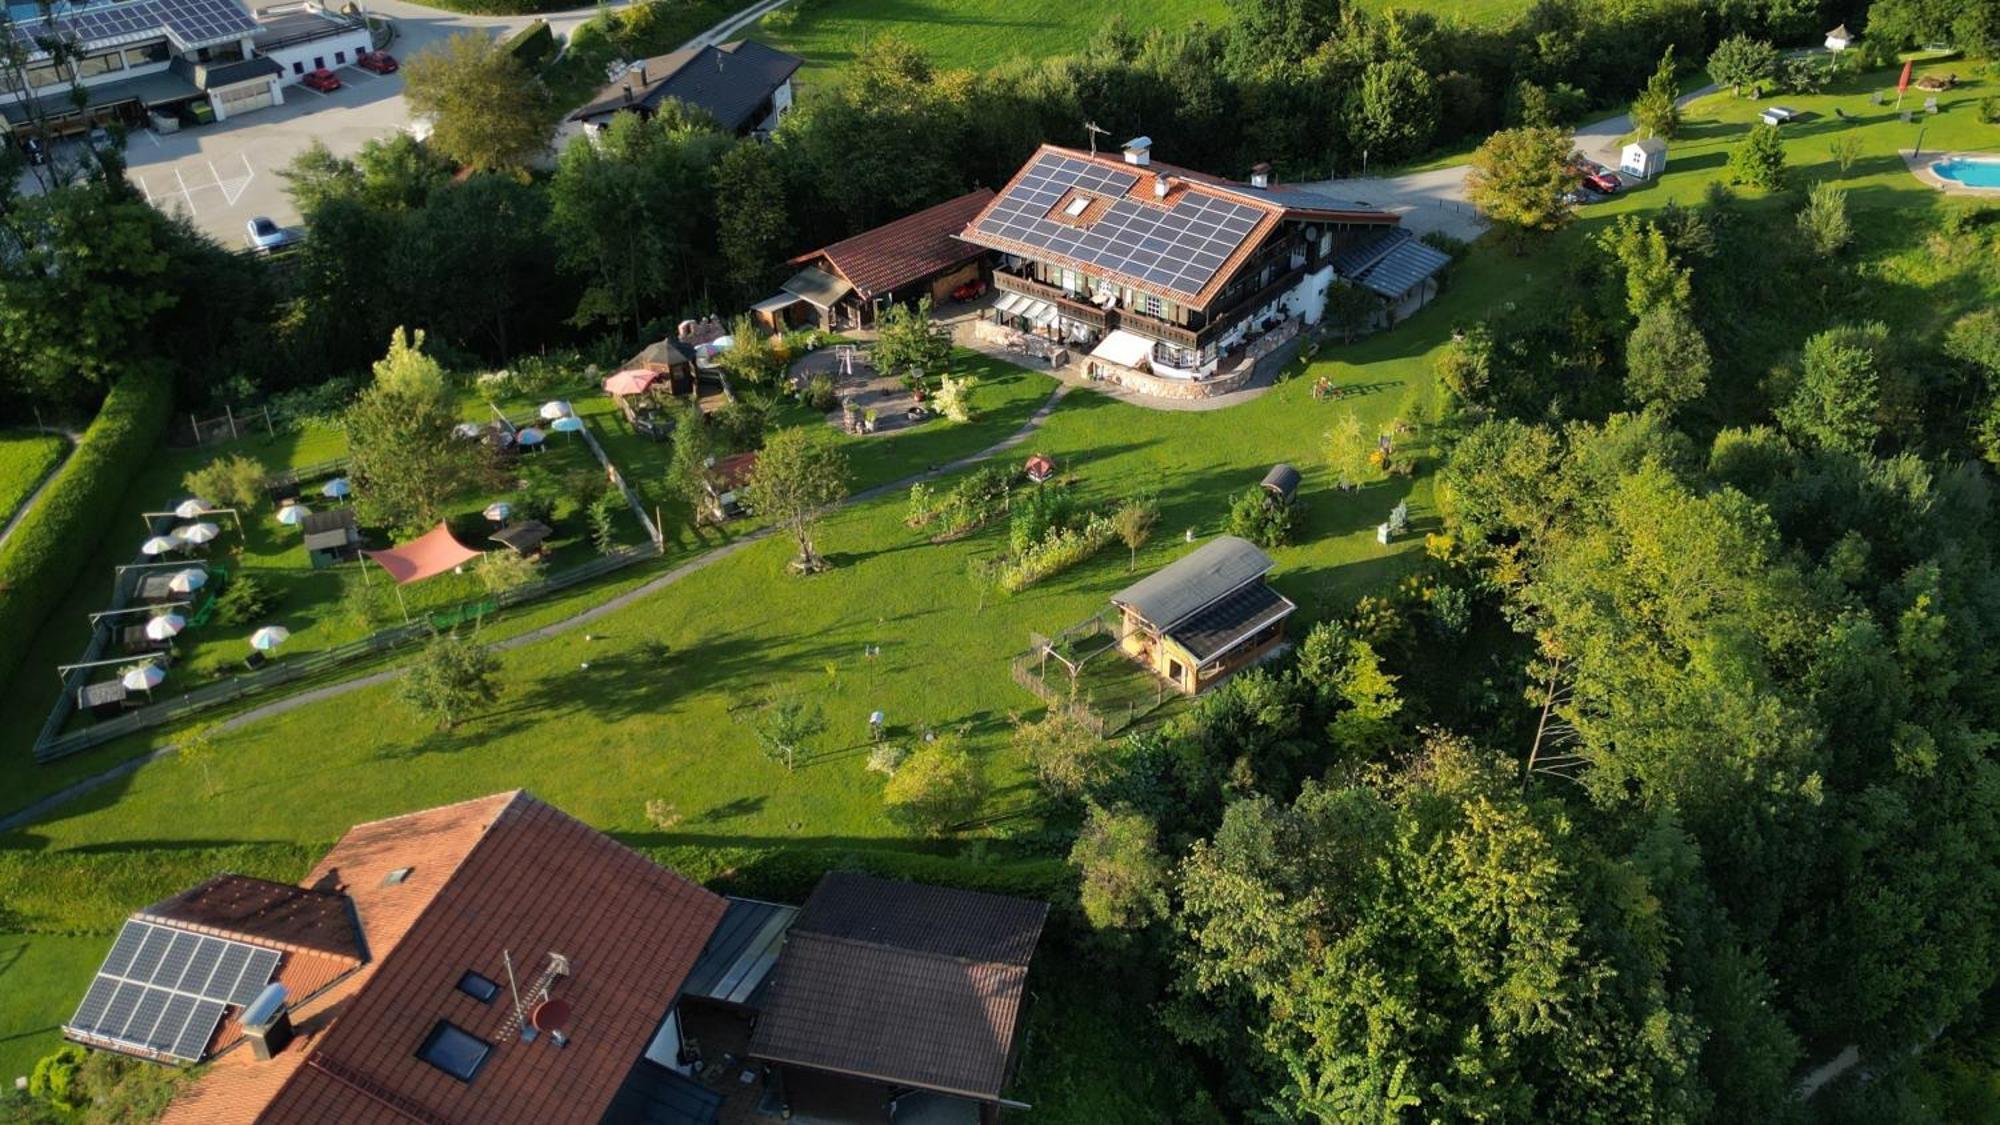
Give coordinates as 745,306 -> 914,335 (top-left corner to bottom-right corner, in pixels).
1070,804 -> 1170,929
745,426 -> 849,572
883,733 -> 988,834
344,329 -> 479,533
403,33 -> 558,173
1707,34 -> 1777,96
398,630 -> 502,731
1465,127 -> 1575,245
872,297 -> 953,379
1626,303 -> 1712,411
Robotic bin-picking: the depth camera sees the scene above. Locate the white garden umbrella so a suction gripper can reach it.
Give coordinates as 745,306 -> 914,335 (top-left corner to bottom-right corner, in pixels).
144,612 -> 186,641
321,477 -> 352,499
452,422 -> 483,439
141,535 -> 181,556
176,522 -> 221,545
539,400 -> 573,421
173,498 -> 211,520
277,503 -> 310,526
516,427 -> 546,448
483,502 -> 512,522
551,415 -> 585,435
167,567 -> 207,594
249,625 -> 290,652
121,662 -> 166,692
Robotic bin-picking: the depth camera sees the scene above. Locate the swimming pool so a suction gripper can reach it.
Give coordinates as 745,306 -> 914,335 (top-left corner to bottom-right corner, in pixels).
1935,156 -> 2000,190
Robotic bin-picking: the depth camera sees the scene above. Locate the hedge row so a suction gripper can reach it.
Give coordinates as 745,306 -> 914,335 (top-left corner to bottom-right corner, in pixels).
633,840 -> 1076,909
0,368 -> 174,690
502,18 -> 555,66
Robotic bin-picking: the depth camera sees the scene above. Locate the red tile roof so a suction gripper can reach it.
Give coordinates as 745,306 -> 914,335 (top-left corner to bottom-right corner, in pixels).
792,189 -> 995,300
161,792 -> 726,1125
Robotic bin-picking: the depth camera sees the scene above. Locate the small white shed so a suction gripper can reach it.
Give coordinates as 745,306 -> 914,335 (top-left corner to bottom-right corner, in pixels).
1621,138 -> 1667,181
1825,24 -> 1853,51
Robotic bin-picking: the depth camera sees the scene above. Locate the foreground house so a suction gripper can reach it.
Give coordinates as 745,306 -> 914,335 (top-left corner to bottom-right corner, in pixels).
570,39 -> 801,137
62,793 -> 1049,1123
758,188 -> 996,331
958,138 -> 1435,399
1112,535 -> 1296,694
2,0 -> 366,136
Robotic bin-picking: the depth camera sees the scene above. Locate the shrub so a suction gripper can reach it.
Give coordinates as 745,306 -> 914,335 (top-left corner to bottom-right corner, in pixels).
212,575 -> 272,625
712,399 -> 768,452
866,743 -> 908,775
804,373 -> 839,413
1012,707 -> 1111,801
1009,484 -> 1079,555
882,734 -> 989,835
1727,123 -> 1788,191
397,629 -> 502,730
478,549 -> 541,592
934,372 -> 978,422
0,368 -> 173,688
1226,486 -> 1300,547
501,18 -> 554,65
1983,96 -> 2000,124
909,465 -> 1012,538
1419,230 -> 1471,259
588,491 -> 623,554
998,514 -> 1116,592
183,451 -> 265,511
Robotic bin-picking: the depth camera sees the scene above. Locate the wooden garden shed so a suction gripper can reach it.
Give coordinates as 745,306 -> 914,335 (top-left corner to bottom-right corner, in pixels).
1111,535 -> 1296,695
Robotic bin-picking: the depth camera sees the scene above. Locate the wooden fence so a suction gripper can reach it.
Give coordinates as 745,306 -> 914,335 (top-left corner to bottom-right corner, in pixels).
32,541 -> 661,763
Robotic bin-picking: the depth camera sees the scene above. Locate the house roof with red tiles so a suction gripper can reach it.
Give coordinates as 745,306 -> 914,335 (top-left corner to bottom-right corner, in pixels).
791,188 -> 995,301
159,791 -> 727,1125
959,143 -> 1394,311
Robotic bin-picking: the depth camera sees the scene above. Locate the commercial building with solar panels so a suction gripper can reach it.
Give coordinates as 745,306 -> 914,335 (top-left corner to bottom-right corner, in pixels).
0,0 -> 347,137
960,138 -> 1447,399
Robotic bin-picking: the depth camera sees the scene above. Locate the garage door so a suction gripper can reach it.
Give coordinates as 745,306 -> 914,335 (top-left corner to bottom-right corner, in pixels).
216,83 -> 273,114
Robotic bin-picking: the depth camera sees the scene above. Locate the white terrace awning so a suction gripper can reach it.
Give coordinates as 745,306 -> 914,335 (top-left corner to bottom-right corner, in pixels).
1089,329 -> 1155,370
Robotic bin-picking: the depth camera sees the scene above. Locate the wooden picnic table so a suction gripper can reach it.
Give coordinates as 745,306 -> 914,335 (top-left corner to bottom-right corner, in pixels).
120,626 -> 172,654
77,680 -> 127,717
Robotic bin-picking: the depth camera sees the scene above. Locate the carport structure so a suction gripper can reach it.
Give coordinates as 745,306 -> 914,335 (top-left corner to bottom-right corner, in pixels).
748,873 -> 1049,1124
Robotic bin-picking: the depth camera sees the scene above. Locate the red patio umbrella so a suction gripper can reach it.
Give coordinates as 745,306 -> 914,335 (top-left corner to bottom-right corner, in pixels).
603,368 -> 663,396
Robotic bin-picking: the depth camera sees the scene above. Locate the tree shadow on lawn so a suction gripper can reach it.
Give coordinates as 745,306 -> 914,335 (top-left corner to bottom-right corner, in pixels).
692,795 -> 767,823
1275,551 -> 1428,621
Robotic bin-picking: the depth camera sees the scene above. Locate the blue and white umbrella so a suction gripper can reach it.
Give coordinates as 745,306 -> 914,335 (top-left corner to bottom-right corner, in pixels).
142,535 -> 182,556
483,502 -> 512,522
144,612 -> 186,641
249,625 -> 290,652
176,521 -> 221,545
121,662 -> 166,692
167,567 -> 207,594
321,477 -> 352,499
516,427 -> 546,448
551,415 -> 585,434
173,498 -> 212,520
277,503 -> 310,526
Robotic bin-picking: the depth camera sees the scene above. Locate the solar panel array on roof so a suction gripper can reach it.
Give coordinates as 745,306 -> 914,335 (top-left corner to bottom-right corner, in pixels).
7,0 -> 258,55
973,151 -> 1265,301
66,920 -> 280,1063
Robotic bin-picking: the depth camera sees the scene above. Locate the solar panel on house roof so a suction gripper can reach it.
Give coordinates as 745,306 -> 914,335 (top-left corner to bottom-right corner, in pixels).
972,152 -> 1267,302
65,919 -> 280,1063
6,0 -> 256,55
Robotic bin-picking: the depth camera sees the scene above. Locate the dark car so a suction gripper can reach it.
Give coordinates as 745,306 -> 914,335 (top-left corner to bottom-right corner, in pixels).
950,278 -> 987,302
19,136 -> 46,165
356,50 -> 398,75
300,68 -> 342,93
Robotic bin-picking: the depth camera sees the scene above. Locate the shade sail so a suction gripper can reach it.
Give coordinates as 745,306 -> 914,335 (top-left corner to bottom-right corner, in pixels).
1089,329 -> 1155,370
363,522 -> 483,585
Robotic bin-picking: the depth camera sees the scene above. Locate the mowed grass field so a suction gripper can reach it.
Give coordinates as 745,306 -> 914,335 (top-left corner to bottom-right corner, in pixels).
0,431 -> 68,526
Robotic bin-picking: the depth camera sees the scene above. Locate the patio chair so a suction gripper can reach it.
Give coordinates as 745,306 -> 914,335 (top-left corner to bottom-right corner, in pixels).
243,651 -> 270,672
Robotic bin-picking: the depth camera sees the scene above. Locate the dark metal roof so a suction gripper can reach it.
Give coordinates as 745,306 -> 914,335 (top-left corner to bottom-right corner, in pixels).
198,54 -> 282,88
1331,228 -> 1450,299
490,519 -> 553,552
570,39 -> 801,131
628,338 -> 691,370
745,874 -> 1048,1102
790,873 -> 1045,966
1112,535 -> 1274,632
779,266 -> 853,308
300,507 -> 357,536
0,67 -> 199,125
1233,181 -> 1388,218
599,1059 -> 722,1125
680,897 -> 796,1007
1168,580 -> 1296,663
142,874 -> 364,964
1261,463 -> 1300,500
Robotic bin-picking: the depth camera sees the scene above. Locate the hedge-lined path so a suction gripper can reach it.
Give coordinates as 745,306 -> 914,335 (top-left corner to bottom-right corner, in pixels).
0,382 -> 1068,835
0,428 -> 78,552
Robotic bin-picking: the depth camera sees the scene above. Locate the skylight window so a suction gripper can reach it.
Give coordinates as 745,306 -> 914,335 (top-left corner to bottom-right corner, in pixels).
457,971 -> 501,1003
382,867 -> 413,886
1062,196 -> 1091,218
417,1021 -> 492,1082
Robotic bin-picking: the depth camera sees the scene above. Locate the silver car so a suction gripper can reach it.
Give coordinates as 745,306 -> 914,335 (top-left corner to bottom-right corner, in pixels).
245,217 -> 298,253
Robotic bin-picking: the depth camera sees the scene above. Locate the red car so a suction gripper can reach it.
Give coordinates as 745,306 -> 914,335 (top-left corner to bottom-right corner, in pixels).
356,50 -> 398,75
950,278 -> 987,302
299,68 -> 342,93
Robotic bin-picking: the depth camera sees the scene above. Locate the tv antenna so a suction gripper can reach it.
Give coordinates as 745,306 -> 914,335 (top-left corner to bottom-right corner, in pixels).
1083,121 -> 1109,157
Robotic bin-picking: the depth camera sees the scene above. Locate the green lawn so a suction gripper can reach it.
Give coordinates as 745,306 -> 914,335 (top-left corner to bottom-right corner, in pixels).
0,432 -> 68,528
754,0 -> 1228,76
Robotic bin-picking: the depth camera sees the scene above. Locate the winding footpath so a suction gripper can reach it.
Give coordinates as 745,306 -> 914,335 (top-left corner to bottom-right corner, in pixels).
0,427 -> 78,552
0,383 -> 1069,835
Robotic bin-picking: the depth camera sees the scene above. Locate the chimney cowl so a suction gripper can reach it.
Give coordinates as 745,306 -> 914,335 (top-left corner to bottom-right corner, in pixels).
1122,136 -> 1152,166
622,83 -> 633,102
1250,161 -> 1272,188
1153,173 -> 1171,199
638,61 -> 647,84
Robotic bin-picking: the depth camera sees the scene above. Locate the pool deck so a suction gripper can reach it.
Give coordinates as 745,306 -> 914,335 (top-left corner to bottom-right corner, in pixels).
1903,150 -> 2000,195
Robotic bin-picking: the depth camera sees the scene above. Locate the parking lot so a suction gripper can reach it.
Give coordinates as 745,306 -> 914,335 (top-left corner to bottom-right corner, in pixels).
120,62 -> 411,248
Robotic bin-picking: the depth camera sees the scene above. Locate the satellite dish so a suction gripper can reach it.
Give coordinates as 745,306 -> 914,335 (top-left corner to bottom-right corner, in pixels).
531,998 -> 572,1033
241,982 -> 288,1030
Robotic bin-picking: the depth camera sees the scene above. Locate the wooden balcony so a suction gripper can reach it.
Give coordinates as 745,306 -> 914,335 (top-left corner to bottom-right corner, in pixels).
992,271 -> 1108,332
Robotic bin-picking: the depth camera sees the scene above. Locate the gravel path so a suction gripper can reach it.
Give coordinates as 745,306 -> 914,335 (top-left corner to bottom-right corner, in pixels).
0,427 -> 78,552
0,383 -> 1069,835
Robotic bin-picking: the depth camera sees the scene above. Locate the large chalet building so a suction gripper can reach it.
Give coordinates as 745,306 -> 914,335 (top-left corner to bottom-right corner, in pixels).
958,137 -> 1448,398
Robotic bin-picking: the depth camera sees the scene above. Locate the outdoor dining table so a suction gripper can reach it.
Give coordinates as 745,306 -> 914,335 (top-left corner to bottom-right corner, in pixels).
76,679 -> 128,717
136,573 -> 185,602
120,625 -> 172,654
